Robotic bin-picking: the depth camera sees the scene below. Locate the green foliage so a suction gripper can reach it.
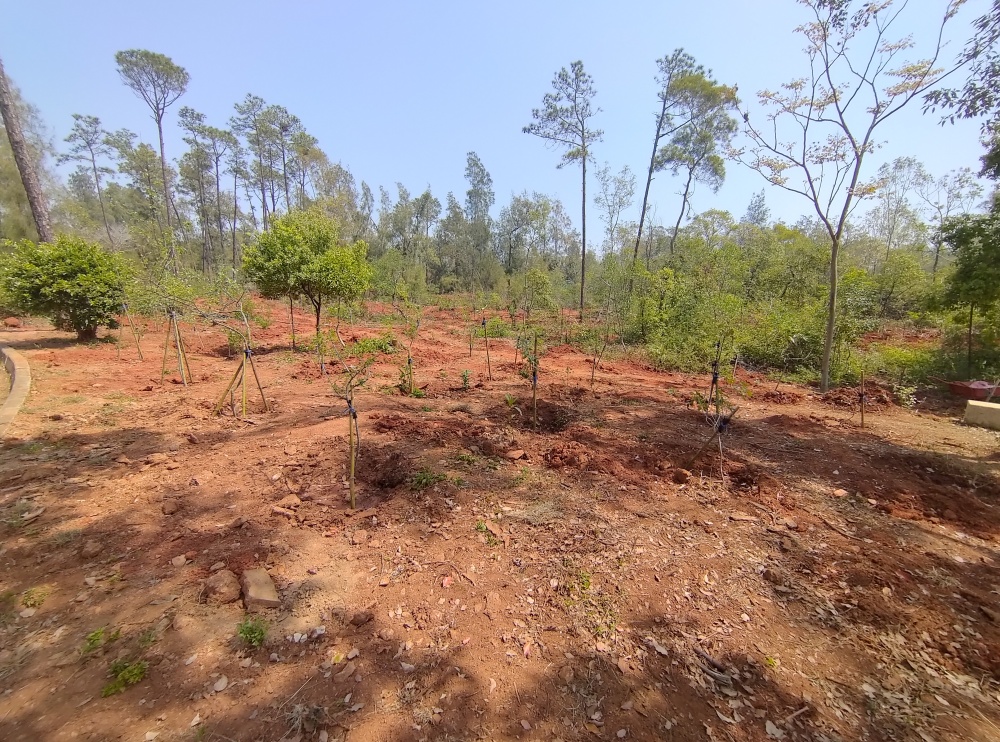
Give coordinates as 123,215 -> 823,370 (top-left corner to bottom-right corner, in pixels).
0,235 -> 131,340
461,369 -> 470,390
483,317 -> 510,338
237,615 -> 267,648
244,208 -> 373,330
411,468 -> 446,490
353,333 -> 396,355
102,658 -> 148,697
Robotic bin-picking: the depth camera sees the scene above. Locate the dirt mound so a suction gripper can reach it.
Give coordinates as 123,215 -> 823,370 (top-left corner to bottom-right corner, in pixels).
759,389 -> 804,404
356,444 -> 411,488
821,384 -> 894,409
544,441 -> 590,469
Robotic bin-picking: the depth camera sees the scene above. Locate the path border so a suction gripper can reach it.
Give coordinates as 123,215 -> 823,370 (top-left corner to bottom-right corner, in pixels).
0,346 -> 31,437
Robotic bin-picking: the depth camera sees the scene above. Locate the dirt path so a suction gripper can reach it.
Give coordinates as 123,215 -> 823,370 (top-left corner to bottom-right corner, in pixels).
0,305 -> 998,742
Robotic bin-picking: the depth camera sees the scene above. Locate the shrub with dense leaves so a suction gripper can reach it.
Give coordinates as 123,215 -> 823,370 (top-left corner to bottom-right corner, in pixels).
0,235 -> 130,341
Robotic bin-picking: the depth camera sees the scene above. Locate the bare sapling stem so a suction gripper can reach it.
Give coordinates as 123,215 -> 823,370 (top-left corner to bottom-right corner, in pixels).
289,296 -> 296,351
123,304 -> 143,360
160,314 -> 171,385
483,318 -> 492,381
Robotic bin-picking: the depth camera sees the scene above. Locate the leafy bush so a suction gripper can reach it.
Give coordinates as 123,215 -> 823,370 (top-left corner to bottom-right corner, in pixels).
102,659 -> 147,696
237,615 -> 267,648
0,235 -> 130,340
353,333 -> 396,355
483,317 -> 510,338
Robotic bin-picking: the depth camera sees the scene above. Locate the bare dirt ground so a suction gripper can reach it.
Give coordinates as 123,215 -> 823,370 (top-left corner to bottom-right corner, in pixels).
0,302 -> 998,742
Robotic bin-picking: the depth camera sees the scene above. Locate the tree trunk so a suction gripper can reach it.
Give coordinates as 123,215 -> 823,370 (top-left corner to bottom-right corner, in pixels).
819,238 -> 840,392
633,99 -> 669,275
968,304 -> 975,380
289,295 -> 296,351
0,57 -> 54,243
669,168 -> 696,254
232,170 -> 240,267
579,154 -> 587,321
214,158 -> 226,261
155,115 -> 171,230
77,326 -> 98,342
90,153 -> 114,246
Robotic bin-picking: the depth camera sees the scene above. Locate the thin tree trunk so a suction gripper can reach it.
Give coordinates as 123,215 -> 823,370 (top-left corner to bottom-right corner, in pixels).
968,304 -> 975,380
156,115 -> 171,230
214,158 -> 226,260
669,168 -> 696,254
819,239 -> 840,392
289,295 -> 296,351
634,98 -> 669,274
0,57 -> 54,242
89,153 -> 114,246
579,154 -> 587,321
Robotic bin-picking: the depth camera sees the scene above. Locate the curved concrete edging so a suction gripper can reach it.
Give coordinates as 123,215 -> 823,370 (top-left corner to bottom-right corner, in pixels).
0,346 -> 31,437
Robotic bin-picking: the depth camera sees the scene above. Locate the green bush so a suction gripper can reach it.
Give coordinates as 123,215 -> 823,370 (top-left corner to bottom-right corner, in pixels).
0,235 -> 131,340
237,615 -> 267,648
353,332 -> 396,355
482,317 -> 510,338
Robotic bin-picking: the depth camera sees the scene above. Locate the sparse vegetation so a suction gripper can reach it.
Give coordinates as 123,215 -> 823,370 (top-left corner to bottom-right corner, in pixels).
101,658 -> 148,697
236,615 -> 267,648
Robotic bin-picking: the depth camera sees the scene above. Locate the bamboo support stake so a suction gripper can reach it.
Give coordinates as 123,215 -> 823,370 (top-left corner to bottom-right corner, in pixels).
171,315 -> 188,387
482,319 -> 492,381
348,391 -> 357,510
532,335 -> 538,430
686,408 -> 740,470
160,316 -> 171,384
247,349 -> 270,412
213,360 -> 245,414
123,305 -> 144,360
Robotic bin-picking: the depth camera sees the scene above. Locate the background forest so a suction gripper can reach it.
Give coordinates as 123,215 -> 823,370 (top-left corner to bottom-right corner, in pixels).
1,0 -> 999,395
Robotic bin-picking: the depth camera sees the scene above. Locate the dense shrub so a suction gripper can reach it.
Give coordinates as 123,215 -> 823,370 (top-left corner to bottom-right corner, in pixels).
0,235 -> 130,341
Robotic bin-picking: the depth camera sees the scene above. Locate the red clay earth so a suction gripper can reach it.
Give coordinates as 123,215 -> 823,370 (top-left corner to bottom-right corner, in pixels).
0,300 -> 998,742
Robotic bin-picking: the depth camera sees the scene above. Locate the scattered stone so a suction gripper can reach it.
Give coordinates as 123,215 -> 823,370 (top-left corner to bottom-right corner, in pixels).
351,530 -> 369,545
672,468 -> 691,485
505,449 -> 525,460
146,453 -> 169,465
161,500 -> 180,515
350,611 -> 373,627
213,675 -> 228,692
276,494 -> 301,509
186,433 -> 200,444
190,714 -> 202,727
19,608 -> 36,618
145,732 -> 160,741
783,518 -> 798,531
204,570 -> 240,605
832,488 -> 848,497
378,628 -> 395,641
271,505 -> 297,518
166,462 -> 181,470
333,661 -> 357,682
49,413 -> 64,421
520,720 -> 532,731
209,562 -> 225,572
379,577 -> 390,587
347,648 -> 359,660
241,568 -> 281,609
171,555 -> 188,568
400,661 -> 415,673
269,653 -> 279,662
80,540 -> 102,559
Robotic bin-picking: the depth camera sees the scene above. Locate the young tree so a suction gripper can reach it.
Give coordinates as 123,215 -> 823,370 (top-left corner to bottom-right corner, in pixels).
940,209 -> 1000,377
243,208 -> 373,339
735,0 -> 963,391
0,56 -> 53,242
915,167 -> 983,277
634,51 -> 734,271
60,114 -> 115,246
114,50 -> 189,239
658,83 -> 738,253
0,235 -> 129,340
524,61 -> 602,318
594,164 -> 635,253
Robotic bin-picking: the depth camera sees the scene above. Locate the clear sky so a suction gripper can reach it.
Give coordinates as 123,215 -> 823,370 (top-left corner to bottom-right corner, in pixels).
1,0 -> 991,235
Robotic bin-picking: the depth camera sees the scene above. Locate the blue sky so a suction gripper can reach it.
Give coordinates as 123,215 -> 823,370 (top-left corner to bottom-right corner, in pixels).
1,0 -> 991,235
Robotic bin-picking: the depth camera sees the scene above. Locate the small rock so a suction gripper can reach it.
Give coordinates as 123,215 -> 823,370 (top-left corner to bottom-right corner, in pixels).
161,500 -> 180,515
213,675 -> 228,692
147,453 -> 169,465
400,662 -> 415,673
19,608 -> 36,618
350,611 -> 373,627
240,657 -> 252,668
520,720 -> 532,731
241,568 -> 281,609
209,562 -> 225,572
190,714 -> 202,727
379,577 -> 390,587
672,468 -> 691,485
80,540 -> 102,560
333,660 -> 357,682
378,628 -> 395,641
783,518 -> 798,531
832,488 -> 848,497
171,555 -> 188,568
276,494 -> 301,509
145,732 -> 160,741
505,449 -> 525,460
204,570 -> 240,605
347,648 -> 359,660
269,653 -> 279,662
351,530 -> 369,545
617,731 -> 627,739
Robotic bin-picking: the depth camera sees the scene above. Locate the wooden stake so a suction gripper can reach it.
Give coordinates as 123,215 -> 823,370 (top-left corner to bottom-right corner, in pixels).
686,408 -> 740,470
247,349 -> 270,412
123,305 -> 144,360
213,360 -> 245,414
483,319 -> 492,381
532,334 -> 538,430
171,314 -> 188,387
